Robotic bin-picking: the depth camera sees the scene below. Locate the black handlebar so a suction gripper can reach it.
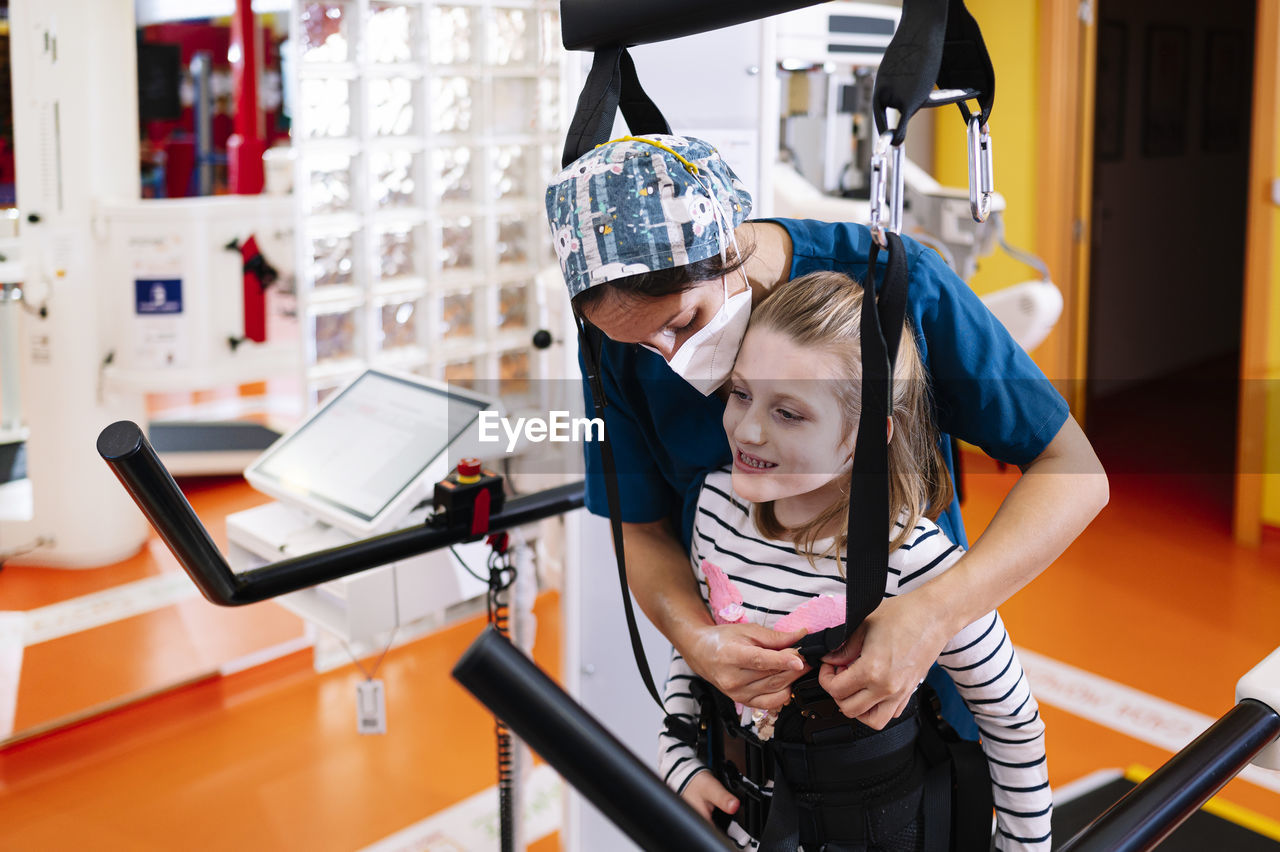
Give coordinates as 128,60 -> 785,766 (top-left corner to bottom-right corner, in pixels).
1059,698 -> 1280,851
97,420 -> 585,606
453,627 -> 733,852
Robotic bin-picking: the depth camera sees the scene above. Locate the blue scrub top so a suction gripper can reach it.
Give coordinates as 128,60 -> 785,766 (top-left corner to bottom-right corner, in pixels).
577,219 -> 1070,551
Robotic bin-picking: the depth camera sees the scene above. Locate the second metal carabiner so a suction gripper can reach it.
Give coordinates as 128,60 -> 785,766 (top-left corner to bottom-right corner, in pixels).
967,115 -> 994,223
869,132 -> 904,248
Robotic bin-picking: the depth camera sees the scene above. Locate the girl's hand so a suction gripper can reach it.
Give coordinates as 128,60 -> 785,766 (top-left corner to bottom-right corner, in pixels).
817,593 -> 952,729
686,622 -> 809,710
681,771 -> 740,823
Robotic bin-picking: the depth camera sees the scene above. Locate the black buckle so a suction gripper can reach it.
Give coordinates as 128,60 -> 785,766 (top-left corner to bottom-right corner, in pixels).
720,761 -> 770,839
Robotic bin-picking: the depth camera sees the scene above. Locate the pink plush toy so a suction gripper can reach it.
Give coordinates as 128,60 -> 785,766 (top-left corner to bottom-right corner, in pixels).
701,559 -> 748,624
700,559 -> 848,740
701,558 -> 846,632
774,593 -> 847,634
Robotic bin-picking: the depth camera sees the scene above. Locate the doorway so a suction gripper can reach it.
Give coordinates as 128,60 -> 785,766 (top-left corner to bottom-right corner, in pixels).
1084,0 -> 1255,524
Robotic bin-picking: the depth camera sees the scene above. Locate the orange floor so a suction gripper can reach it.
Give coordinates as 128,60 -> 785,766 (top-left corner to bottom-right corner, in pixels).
2,476 -> 306,737
1,455 -> 1279,849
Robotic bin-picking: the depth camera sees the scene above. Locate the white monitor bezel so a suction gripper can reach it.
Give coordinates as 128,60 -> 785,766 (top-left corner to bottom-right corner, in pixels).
244,369 -> 499,538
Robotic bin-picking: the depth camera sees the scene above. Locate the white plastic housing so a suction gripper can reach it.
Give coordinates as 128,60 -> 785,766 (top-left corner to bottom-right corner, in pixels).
1235,646 -> 1280,771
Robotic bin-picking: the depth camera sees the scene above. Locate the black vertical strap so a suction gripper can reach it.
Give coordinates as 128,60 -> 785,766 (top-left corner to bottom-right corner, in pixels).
576,317 -> 667,709
820,233 -> 909,653
562,46 -> 672,168
872,0 -> 995,143
872,0 -> 948,143
938,0 -> 995,126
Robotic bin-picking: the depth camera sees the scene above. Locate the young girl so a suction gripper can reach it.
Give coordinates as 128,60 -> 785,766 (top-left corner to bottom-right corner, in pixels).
657,270 -> 1052,851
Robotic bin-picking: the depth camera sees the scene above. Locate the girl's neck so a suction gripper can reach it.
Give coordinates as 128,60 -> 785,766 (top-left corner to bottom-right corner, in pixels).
771,478 -> 847,540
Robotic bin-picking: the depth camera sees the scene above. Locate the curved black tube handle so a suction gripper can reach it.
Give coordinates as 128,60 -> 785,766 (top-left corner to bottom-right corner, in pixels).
453,628 -> 733,852
97,420 -> 585,606
1059,698 -> 1280,852
98,420 -> 242,605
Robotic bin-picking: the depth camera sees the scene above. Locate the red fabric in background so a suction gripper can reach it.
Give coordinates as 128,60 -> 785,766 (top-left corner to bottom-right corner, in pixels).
240,235 -> 267,343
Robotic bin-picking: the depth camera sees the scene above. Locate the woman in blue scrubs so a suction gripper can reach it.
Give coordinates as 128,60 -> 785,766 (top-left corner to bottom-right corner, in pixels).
546,134 -> 1108,732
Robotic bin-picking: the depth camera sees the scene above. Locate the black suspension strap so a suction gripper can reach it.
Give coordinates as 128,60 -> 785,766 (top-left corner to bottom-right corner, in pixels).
577,316 -> 668,709
562,45 -> 672,168
561,38 -> 678,710
806,232 -> 909,652
872,0 -> 995,143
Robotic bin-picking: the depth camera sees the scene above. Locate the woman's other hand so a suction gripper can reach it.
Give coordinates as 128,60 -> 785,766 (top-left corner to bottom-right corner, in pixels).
817,592 -> 951,729
686,622 -> 809,710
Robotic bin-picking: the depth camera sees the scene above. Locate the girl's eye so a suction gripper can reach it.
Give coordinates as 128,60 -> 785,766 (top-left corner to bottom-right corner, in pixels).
775,408 -> 803,422
729,387 -> 750,402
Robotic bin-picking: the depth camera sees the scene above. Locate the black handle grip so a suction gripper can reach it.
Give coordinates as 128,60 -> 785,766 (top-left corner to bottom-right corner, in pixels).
1059,698 -> 1280,852
97,421 -> 585,606
453,628 -> 733,851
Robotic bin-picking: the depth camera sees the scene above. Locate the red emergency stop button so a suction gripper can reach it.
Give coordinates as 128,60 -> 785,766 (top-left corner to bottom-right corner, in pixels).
457,458 -> 482,483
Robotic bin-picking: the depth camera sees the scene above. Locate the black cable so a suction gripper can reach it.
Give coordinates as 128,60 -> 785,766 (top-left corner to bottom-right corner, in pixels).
450,545 -> 488,584
487,541 -> 518,852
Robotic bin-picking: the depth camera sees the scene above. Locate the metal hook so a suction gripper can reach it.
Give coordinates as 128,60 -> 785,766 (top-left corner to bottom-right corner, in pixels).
967,115 -> 994,223
869,132 -> 903,248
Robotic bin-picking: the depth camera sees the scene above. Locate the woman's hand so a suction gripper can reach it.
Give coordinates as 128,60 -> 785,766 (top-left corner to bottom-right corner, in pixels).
817,591 -> 952,729
681,771 -> 740,823
685,622 -> 809,710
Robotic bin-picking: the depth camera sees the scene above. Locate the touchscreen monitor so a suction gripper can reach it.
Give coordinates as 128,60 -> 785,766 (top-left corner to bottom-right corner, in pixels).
246,370 -> 494,536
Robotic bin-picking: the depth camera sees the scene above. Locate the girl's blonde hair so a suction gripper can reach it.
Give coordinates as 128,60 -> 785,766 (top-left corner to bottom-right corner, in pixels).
748,270 -> 954,562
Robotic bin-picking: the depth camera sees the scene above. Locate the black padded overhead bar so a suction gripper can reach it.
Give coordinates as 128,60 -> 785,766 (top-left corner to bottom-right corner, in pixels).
1059,698 -> 1280,852
559,0 -> 826,51
453,627 -> 733,852
96,420 -> 584,607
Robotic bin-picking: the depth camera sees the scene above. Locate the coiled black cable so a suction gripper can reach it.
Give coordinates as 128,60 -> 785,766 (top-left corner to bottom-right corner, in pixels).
487,542 -> 518,852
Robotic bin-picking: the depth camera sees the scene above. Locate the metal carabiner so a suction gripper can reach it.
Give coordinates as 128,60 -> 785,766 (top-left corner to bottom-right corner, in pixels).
967,114 -> 994,223
869,132 -> 904,248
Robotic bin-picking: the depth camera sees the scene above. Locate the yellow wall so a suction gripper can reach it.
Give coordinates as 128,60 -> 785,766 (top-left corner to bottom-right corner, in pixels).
931,0 -> 1041,299
930,2 -> 1280,528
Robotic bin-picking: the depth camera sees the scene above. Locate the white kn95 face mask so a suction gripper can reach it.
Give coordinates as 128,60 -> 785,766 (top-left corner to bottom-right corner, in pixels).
656,270 -> 752,396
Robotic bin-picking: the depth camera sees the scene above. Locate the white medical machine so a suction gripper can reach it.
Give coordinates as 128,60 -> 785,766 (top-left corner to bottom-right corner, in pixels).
226,369 -> 504,655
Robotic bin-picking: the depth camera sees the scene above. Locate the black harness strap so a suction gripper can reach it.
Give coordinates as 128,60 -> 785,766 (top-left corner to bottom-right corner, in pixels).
562,45 -> 671,169
873,0 -> 995,144
813,231 -> 910,657
561,40 -> 675,710
935,0 -> 995,126
577,317 -> 667,709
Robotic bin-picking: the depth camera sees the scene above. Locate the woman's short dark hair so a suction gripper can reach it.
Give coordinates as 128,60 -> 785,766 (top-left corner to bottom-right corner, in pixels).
571,230 -> 756,316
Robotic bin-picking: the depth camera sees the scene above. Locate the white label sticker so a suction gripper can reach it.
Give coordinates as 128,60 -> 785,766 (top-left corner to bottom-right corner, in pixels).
357,678 -> 387,735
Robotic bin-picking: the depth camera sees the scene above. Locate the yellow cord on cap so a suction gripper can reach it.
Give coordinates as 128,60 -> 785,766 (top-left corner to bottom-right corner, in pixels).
600,135 -> 701,175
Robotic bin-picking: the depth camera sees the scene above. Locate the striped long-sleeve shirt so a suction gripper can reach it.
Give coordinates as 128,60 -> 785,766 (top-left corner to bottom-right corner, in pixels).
658,470 -> 1052,851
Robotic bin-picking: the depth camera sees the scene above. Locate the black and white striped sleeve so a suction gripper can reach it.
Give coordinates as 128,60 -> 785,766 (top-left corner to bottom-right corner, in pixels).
938,611 -> 1051,851
890,522 -> 1052,851
656,647 -> 707,795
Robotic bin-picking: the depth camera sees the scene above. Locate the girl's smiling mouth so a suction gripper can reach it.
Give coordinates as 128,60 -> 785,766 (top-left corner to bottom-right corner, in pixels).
735,448 -> 778,471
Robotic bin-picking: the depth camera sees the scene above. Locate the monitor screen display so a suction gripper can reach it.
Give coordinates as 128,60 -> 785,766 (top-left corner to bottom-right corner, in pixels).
249,371 -> 488,524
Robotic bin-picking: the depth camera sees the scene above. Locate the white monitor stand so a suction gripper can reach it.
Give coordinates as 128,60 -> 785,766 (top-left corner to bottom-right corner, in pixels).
227,369 -> 503,660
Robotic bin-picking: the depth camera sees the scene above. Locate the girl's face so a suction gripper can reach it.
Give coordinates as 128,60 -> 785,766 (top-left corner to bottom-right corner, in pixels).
723,327 -> 856,523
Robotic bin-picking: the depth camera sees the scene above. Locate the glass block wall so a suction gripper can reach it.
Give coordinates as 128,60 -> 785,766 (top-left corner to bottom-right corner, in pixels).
291,0 -> 565,409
